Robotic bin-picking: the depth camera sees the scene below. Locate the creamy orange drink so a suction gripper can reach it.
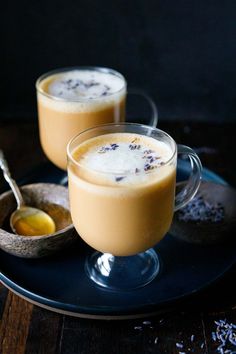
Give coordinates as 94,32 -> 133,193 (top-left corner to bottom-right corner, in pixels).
68,132 -> 176,256
36,68 -> 126,170
67,123 -> 202,289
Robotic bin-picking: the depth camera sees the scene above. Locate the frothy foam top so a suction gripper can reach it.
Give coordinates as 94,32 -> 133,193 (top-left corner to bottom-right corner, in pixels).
41,70 -> 125,100
71,133 -> 174,186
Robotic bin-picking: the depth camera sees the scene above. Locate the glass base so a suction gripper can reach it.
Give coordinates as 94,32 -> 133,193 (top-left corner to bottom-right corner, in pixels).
85,248 -> 160,291
60,174 -> 68,186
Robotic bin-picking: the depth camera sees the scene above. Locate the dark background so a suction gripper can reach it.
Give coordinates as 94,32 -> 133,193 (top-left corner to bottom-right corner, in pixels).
1,0 -> 236,122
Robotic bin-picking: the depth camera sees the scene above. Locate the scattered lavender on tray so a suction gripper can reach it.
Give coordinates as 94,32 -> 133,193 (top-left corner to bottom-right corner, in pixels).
177,195 -> 225,223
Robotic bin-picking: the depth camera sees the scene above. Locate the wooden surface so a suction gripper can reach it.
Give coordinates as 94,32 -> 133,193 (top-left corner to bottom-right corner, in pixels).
0,119 -> 236,354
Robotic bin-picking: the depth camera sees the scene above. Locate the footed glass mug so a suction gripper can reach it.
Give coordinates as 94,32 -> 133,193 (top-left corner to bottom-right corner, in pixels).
36,66 -> 158,172
67,123 -> 202,291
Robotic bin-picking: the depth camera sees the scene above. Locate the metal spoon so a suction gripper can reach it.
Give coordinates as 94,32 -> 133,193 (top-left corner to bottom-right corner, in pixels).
0,150 -> 56,236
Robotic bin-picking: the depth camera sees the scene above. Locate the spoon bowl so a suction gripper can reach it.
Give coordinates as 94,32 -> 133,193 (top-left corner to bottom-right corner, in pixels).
10,206 -> 56,236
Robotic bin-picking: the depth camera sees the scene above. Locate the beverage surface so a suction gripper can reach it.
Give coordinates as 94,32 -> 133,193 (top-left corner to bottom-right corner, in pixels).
71,133 -> 174,186
39,70 -> 125,100
68,132 -> 176,255
37,70 -> 126,170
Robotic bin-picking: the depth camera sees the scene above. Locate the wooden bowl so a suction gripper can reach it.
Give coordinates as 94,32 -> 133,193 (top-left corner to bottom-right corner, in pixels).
0,183 -> 77,258
170,181 -> 236,244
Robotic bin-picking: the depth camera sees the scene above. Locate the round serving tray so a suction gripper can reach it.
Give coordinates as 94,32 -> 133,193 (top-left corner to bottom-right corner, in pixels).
1,162 -> 235,319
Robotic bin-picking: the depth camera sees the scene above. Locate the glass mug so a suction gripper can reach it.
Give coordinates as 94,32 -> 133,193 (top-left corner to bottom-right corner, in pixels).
36,67 -> 158,171
67,123 -> 202,291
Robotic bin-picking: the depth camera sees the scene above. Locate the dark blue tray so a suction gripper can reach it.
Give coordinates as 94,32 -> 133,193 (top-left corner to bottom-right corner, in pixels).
0,162 -> 235,319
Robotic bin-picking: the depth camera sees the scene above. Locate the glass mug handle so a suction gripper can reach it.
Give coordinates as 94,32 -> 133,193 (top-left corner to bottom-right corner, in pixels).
174,145 -> 202,212
127,88 -> 158,127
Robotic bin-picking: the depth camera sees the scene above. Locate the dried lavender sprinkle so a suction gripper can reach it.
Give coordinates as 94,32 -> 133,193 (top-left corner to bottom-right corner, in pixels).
176,342 -> 184,348
134,326 -> 142,330
110,143 -> 119,150
144,149 -> 154,154
115,176 -> 126,182
154,337 -> 159,344
211,332 -> 217,342
212,319 -> 236,353
177,195 -> 225,223
98,143 -> 119,153
129,144 -> 141,150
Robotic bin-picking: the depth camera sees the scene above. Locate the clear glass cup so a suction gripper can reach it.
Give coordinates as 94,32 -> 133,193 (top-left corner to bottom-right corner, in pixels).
36,67 -> 158,172
67,123 -> 202,291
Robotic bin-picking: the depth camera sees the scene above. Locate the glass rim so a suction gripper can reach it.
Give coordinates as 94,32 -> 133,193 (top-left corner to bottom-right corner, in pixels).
35,66 -> 127,102
67,123 -> 177,176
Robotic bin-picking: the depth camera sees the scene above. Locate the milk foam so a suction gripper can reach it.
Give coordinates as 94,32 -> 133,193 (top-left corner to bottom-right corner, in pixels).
72,133 -> 174,186
38,69 -> 126,113
48,70 -> 125,100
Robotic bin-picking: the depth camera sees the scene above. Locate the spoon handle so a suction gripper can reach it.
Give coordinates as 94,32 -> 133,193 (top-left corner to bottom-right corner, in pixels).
0,150 -> 25,208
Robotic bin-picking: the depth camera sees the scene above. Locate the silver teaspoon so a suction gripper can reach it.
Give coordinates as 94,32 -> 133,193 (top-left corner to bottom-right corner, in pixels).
0,150 -> 56,236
